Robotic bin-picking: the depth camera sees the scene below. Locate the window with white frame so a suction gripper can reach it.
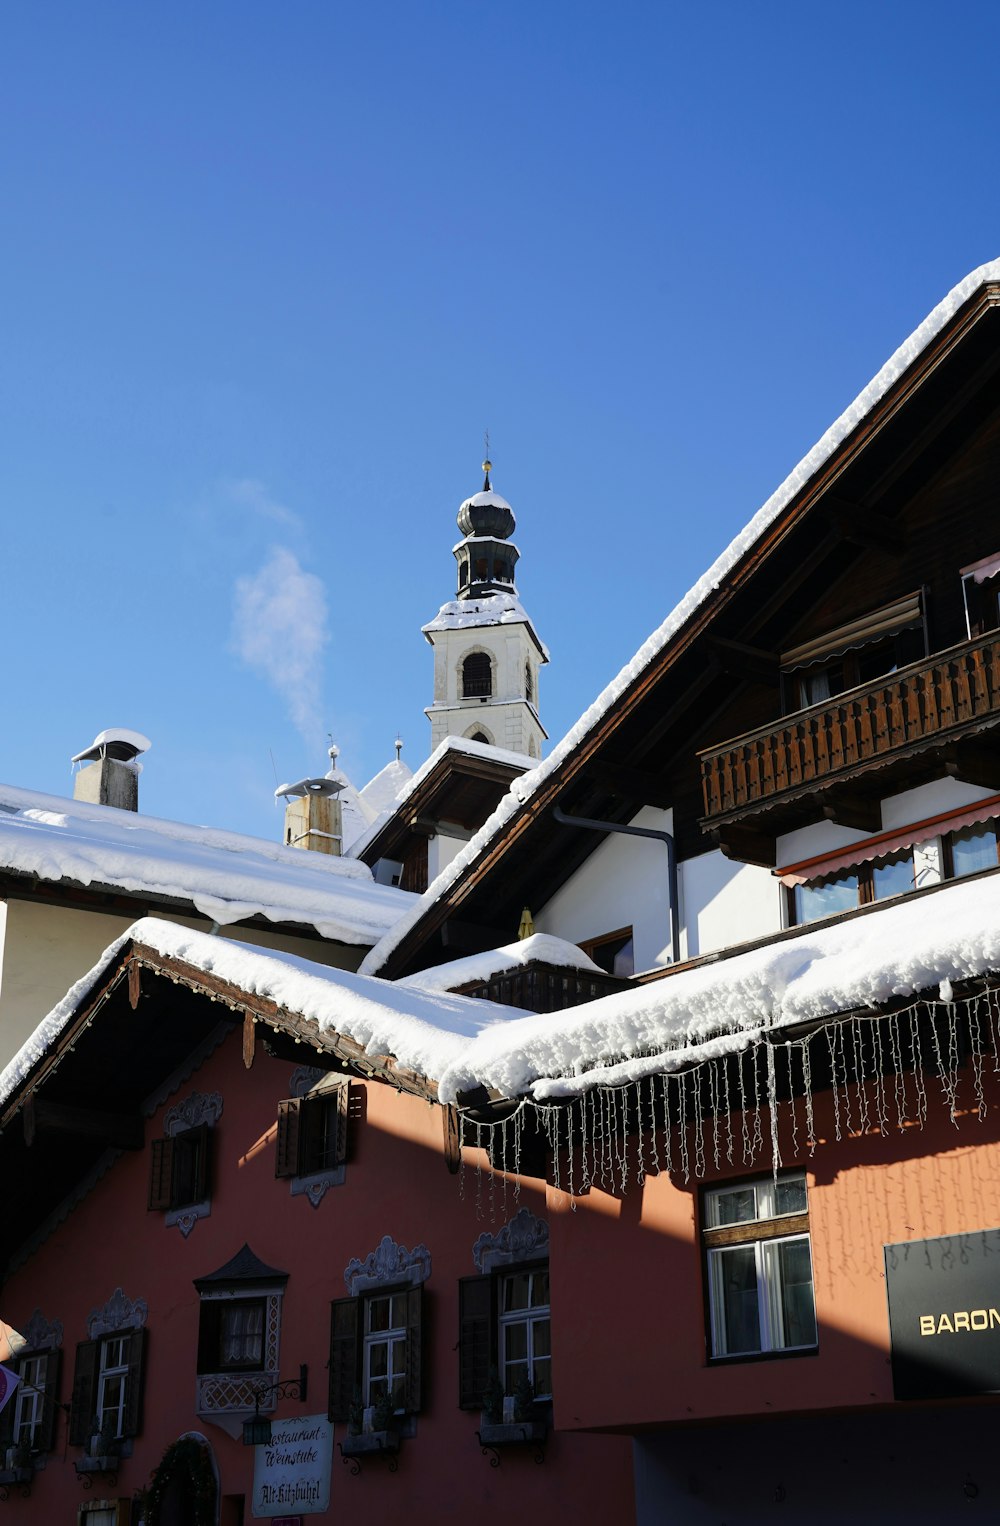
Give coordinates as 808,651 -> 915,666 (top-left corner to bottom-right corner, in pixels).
703,1173 -> 817,1360
68,1289 -> 148,1452
498,1266 -> 551,1399
95,1336 -> 130,1437
362,1290 -> 409,1410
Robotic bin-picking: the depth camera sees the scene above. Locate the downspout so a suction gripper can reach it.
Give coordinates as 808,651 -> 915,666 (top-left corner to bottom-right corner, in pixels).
551,805 -> 679,965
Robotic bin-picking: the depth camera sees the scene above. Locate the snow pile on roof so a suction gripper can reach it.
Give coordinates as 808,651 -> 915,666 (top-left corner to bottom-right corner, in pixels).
348,736 -> 535,860
460,489 -> 512,512
363,258 -> 1000,977
0,916 -> 526,1113
8,875 -> 1000,1117
441,872 -> 1000,1103
397,933 -> 605,993
359,757 -> 414,818
422,591 -> 549,655
0,782 -> 414,945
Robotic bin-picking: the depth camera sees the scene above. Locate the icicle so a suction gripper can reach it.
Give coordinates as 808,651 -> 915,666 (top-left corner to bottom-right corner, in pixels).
826,1026 -> 842,1142
678,1071 -> 690,1182
475,1121 -> 485,1221
619,1086 -> 631,1194
837,1022 -> 853,1138
662,1074 -> 675,1177
636,1080 -> 646,1186
511,1107 -> 523,1202
601,1087 -> 612,1191
579,1089 -> 590,1193
801,1036 -> 816,1154
947,1001 -> 960,1120
989,988 -> 1000,1074
926,1002 -> 957,1124
853,1018 -> 870,1138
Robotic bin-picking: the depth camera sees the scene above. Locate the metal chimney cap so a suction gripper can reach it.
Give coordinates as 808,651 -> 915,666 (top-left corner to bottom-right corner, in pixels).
274,776 -> 345,800
72,728 -> 152,765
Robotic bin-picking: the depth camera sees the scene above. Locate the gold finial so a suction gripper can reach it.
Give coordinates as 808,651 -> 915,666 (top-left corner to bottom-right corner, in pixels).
482,429 -> 492,489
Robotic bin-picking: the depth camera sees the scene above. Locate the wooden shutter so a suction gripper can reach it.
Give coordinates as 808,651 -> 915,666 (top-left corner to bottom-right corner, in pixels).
458,1275 -> 495,1410
122,1328 -> 147,1438
35,1348 -> 62,1454
0,1371 -> 13,1448
189,1123 -> 212,1202
334,1082 -> 350,1165
275,1098 -> 302,1178
147,1136 -> 176,1210
327,1298 -> 360,1422
402,1286 -> 423,1414
68,1339 -> 99,1446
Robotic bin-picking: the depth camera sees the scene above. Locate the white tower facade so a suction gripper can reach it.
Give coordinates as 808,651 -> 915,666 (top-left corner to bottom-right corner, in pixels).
423,461 -> 548,759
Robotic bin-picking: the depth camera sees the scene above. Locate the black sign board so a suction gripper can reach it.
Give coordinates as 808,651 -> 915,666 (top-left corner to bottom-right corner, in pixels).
885,1228 -> 1000,1399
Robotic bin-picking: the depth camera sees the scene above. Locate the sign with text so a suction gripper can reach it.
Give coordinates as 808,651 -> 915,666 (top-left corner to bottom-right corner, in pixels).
252,1414 -> 332,1519
885,1227 -> 1000,1399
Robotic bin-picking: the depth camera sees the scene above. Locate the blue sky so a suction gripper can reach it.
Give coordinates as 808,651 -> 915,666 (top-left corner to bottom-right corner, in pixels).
3,2 -> 1000,840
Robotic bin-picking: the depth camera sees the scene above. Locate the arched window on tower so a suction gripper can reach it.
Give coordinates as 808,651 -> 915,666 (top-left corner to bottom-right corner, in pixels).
470,731 -> 490,745
525,661 -> 533,704
462,652 -> 492,698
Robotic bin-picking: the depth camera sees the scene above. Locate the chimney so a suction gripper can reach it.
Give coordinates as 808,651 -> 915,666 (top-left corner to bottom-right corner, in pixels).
71,729 -> 151,812
274,773 -> 344,856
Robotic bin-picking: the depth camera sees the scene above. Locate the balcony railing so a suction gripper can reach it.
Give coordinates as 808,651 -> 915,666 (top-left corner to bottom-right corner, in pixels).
455,961 -> 632,1012
700,632 -> 1000,824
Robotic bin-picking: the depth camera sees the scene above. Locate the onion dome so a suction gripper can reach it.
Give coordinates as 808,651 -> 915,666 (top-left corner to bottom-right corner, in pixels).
456,459 -> 516,540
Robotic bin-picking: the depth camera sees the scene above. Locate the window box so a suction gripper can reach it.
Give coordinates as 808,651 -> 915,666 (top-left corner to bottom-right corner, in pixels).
340,1428 -> 399,1458
477,1417 -> 548,1447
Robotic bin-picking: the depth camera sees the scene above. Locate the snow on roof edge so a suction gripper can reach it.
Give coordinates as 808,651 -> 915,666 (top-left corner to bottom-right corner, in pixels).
360,258 -> 1000,977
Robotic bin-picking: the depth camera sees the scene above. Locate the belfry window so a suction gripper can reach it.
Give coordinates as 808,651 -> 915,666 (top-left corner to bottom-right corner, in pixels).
463,652 -> 492,698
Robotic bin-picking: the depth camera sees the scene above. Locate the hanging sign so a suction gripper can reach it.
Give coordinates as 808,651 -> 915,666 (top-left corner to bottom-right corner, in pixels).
885,1227 -> 1000,1399
0,1366 -> 21,1416
251,1414 -> 332,1518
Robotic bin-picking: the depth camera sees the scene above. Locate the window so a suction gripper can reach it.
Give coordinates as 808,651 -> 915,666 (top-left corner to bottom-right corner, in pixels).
0,1348 -> 61,1458
790,848 -> 915,925
462,651 -> 492,698
580,927 -> 635,978
147,1125 -> 211,1212
77,1506 -> 131,1526
781,594 -> 924,714
470,730 -> 491,745
498,1267 -> 551,1400
962,556 -> 1000,637
275,1084 -> 349,1180
198,1298 -> 265,1374
328,1286 -> 423,1422
525,661 -> 534,704
945,819 -> 1000,878
68,1330 -> 146,1447
703,1173 -> 817,1360
458,1260 -> 552,1409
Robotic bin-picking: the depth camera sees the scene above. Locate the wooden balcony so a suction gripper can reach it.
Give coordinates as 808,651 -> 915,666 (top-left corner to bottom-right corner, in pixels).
453,961 -> 632,1012
699,632 -> 1000,854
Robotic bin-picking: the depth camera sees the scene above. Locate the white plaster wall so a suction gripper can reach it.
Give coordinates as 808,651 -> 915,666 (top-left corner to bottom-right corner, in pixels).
0,900 -> 366,1069
777,777 -> 998,867
534,808 -> 675,972
678,851 -> 782,959
428,831 -> 466,882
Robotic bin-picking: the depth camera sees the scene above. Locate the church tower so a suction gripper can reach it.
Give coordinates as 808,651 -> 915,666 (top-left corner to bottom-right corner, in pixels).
422,459 -> 548,759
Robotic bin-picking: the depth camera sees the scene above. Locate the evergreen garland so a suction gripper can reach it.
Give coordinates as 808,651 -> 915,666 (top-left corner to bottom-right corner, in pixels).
144,1436 -> 217,1526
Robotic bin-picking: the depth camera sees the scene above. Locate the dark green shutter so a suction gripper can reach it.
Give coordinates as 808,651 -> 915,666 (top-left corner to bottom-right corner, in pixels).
147,1137 -> 175,1210
190,1123 -> 212,1202
68,1339 -> 99,1446
34,1348 -> 62,1453
458,1275 -> 495,1410
275,1098 -> 302,1178
327,1298 -> 360,1422
122,1329 -> 147,1438
403,1285 -> 423,1414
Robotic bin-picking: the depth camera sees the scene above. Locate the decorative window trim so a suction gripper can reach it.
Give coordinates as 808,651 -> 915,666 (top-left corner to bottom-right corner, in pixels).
473,1209 -> 549,1275
20,1310 -> 63,1354
277,1072 -> 349,1207
345,1235 -> 431,1296
193,1247 -> 288,1438
164,1092 -> 223,1135
88,1290 -> 147,1340
70,1290 -> 149,1453
0,1311 -> 63,1459
461,1210 -> 551,1412
150,1092 -> 221,1238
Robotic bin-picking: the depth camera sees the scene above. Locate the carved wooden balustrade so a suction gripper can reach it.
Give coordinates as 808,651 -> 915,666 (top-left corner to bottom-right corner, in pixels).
700,632 -> 1000,824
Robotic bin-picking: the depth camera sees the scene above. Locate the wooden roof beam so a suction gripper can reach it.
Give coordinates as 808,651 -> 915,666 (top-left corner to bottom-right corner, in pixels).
23,1096 -> 143,1151
824,495 -> 906,555
705,636 -> 781,686
583,760 -> 674,809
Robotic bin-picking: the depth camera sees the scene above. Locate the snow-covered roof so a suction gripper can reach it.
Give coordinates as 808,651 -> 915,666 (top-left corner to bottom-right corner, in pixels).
459,489 -> 513,513
347,735 -> 534,861
0,916 -> 529,1113
359,757 -> 414,818
7,874 -> 998,1118
396,932 -> 605,993
363,258 -> 1000,978
0,782 -> 414,946
422,590 -> 550,658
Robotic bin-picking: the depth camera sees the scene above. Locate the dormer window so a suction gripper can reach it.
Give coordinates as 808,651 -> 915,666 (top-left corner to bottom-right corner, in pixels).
462,652 -> 492,698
